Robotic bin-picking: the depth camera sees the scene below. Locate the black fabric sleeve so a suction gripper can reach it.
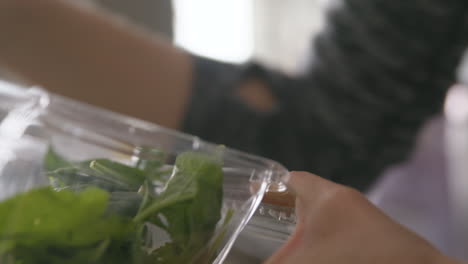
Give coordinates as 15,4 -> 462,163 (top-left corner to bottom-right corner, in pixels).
182,56 -> 274,156
183,0 -> 468,191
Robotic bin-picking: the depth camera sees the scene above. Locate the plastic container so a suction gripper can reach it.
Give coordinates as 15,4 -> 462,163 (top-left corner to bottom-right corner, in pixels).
227,204 -> 295,263
0,84 -> 293,264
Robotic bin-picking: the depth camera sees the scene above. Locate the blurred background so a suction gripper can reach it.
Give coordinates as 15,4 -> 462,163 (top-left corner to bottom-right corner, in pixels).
0,0 -> 330,89
98,0 -> 326,75
0,0 -> 327,83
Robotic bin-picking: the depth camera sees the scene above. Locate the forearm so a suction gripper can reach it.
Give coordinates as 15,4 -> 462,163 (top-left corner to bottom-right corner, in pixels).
0,0 -> 191,129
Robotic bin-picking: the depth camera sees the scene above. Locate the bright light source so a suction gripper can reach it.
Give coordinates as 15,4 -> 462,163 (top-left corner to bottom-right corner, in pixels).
173,0 -> 254,63
445,85 -> 468,124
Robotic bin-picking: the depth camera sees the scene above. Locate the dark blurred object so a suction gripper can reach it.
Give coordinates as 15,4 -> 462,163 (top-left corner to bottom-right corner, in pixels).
97,0 -> 173,38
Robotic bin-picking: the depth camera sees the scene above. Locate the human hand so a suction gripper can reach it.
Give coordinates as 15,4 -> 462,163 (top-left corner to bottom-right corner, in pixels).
265,171 -> 462,264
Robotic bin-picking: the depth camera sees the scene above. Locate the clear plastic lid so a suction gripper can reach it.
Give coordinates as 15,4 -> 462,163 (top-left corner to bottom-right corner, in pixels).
0,86 -> 293,263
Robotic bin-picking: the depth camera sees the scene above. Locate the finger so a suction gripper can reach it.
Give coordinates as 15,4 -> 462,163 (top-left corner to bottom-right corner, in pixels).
288,172 -> 393,228
286,171 -> 339,203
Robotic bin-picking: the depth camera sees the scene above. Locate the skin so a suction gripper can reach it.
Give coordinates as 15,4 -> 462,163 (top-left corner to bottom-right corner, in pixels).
265,172 -> 464,264
0,0 -> 273,129
0,0 -> 191,129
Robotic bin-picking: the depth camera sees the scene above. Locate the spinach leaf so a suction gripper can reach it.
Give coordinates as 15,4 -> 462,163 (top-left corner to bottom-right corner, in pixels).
135,152 -> 224,263
85,159 -> 146,191
44,148 -> 72,171
45,148 -> 147,192
0,187 -> 134,264
2,148 -> 229,264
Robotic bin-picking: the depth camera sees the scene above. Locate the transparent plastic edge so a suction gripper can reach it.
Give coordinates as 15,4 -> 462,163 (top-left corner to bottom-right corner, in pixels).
213,178 -> 269,264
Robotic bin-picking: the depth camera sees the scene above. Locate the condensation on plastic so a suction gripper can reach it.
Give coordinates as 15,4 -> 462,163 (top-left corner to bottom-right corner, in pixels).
0,85 -> 293,264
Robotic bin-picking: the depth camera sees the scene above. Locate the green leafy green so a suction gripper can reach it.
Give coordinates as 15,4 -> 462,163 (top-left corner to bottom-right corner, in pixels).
0,187 -> 134,264
0,147 -> 230,264
134,152 -> 224,263
45,149 -> 147,192
44,148 -> 72,171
